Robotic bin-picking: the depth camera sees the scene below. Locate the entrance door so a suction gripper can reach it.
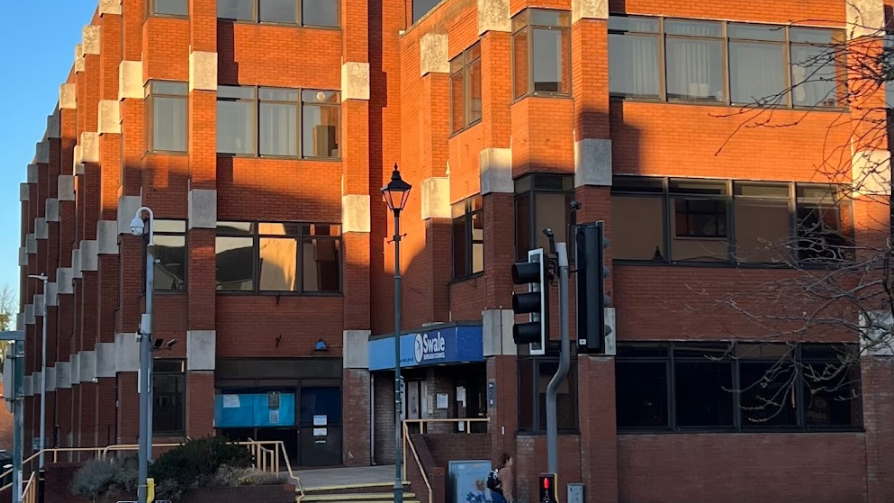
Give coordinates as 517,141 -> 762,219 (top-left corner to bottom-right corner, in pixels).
406,381 -> 421,420
298,386 -> 342,466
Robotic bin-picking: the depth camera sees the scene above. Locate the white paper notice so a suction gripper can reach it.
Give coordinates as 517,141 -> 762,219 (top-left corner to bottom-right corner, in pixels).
313,415 -> 327,426
437,393 -> 449,409
269,410 -> 280,424
456,387 -> 466,402
314,428 -> 328,437
222,395 -> 240,408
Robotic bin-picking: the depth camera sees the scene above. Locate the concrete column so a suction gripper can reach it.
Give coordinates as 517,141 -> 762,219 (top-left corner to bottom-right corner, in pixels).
343,330 -> 372,466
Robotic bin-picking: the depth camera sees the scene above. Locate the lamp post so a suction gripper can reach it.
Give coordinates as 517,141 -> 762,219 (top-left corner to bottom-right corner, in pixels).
130,207 -> 155,503
381,164 -> 411,503
27,274 -> 48,469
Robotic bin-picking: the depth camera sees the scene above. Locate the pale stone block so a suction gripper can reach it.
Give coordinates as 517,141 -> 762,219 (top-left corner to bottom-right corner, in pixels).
98,100 -> 121,134
97,221 -> 119,255
36,141 -> 49,164
189,51 -> 218,92
24,305 -> 35,325
483,309 -> 516,357
847,0 -> 885,39
118,195 -> 142,235
60,84 -> 77,109
72,249 -> 82,279
20,183 -> 29,201
18,247 -> 27,267
27,164 -> 38,184
115,333 -> 140,372
343,330 -> 371,369
33,295 -> 45,317
187,330 -> 216,371
118,61 -> 143,100
572,0 -> 607,22
57,268 -> 74,294
47,108 -> 61,139
26,234 -> 37,255
188,189 -> 217,229
35,218 -> 48,240
58,176 -> 76,201
80,351 -> 97,382
75,44 -> 85,73
32,372 -> 41,395
80,240 -> 99,272
420,34 -> 449,76
70,354 -> 80,384
478,0 -> 510,34
73,145 -> 83,175
16,313 -> 24,331
99,0 -> 122,15
57,362 -> 72,389
83,25 -> 101,55
342,195 -> 371,233
480,148 -> 513,194
96,343 -> 116,378
574,139 -> 612,188
23,376 -> 32,397
421,177 -> 450,220
341,62 -> 370,101
46,282 -> 58,307
80,132 -> 100,163
46,199 -> 60,222
46,368 -> 56,392
852,149 -> 891,196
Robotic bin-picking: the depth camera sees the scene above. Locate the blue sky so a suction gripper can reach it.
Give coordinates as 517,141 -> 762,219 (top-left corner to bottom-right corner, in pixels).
0,2 -> 96,304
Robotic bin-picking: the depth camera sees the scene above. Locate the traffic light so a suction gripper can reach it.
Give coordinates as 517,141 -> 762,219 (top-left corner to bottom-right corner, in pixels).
511,249 -> 549,352
539,473 -> 559,503
575,221 -> 611,353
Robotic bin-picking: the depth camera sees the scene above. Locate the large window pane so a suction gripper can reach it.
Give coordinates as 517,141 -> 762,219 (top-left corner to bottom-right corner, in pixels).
740,360 -> 798,427
260,103 -> 298,156
616,361 -> 668,428
152,96 -> 187,152
450,70 -> 464,133
671,198 -> 728,261
532,28 -> 569,94
518,359 -> 534,430
513,30 -> 529,98
612,196 -> 665,260
452,216 -> 467,278
217,101 -> 255,154
218,0 -> 254,19
791,45 -> 839,107
674,361 -> 733,427
609,34 -> 659,98
730,42 -> 785,104
259,0 -> 296,23
665,38 -> 723,101
302,0 -> 338,26
153,0 -> 188,15
796,191 -> 852,264
734,198 -> 791,263
302,92 -> 339,158
153,371 -> 185,434
469,59 -> 482,123
302,238 -> 341,292
259,237 -> 299,291
154,235 -> 186,291
515,194 -> 531,260
538,361 -> 576,430
216,236 -> 254,291
534,193 -> 570,252
471,212 -> 484,274
413,0 -> 440,22
803,363 -> 860,427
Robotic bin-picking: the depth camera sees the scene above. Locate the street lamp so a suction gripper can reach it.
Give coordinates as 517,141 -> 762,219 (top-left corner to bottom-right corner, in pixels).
27,274 -> 47,469
381,163 -> 411,503
130,207 -> 154,503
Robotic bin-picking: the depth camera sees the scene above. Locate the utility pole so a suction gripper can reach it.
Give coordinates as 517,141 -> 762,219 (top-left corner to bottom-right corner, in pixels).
13,337 -> 24,503
545,242 -> 570,474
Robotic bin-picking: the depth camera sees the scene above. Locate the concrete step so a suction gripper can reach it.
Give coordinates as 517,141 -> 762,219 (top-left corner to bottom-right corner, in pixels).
302,481 -> 412,495
302,492 -> 417,501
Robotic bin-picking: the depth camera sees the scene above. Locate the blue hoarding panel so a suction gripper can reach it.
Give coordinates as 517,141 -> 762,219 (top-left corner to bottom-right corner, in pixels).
253,393 -> 296,427
214,392 -> 296,428
369,325 -> 483,371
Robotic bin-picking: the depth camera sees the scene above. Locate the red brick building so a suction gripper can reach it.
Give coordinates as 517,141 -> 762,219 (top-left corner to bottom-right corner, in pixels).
14,0 -> 894,501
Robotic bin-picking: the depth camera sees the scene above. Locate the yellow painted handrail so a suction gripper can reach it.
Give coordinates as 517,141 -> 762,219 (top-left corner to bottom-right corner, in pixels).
22,472 -> 36,503
403,417 -> 490,435
402,423 -> 434,503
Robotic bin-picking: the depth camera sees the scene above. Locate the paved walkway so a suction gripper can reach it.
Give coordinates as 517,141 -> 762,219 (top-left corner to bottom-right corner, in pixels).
295,464 -> 396,489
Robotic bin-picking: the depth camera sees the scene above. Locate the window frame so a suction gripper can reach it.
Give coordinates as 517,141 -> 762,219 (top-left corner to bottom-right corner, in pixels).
616,342 -> 862,434
607,14 -> 846,110
143,219 -> 188,293
514,173 -> 574,261
148,0 -> 189,17
215,220 -> 343,295
152,359 -> 186,436
511,9 -> 572,100
217,0 -> 340,28
451,195 -> 484,280
611,175 -> 854,268
144,81 -> 189,155
518,354 -> 579,433
216,85 -> 341,160
449,42 -> 483,134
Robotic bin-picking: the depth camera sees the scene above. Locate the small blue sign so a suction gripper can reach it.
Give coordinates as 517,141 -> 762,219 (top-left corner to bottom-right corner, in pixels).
369,325 -> 483,371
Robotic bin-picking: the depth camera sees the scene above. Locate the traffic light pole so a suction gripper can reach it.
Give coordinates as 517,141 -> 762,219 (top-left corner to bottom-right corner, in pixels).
545,242 -> 570,475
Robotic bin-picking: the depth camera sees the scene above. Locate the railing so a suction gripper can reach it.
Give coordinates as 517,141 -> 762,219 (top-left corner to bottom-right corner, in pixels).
0,439 -> 303,501
21,472 -> 36,503
402,423 -> 433,503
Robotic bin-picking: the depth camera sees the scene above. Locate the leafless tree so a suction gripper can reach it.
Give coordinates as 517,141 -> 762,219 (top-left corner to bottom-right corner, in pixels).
0,285 -> 15,373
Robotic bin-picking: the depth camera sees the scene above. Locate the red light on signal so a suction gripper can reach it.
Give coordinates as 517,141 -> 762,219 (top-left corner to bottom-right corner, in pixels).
543,478 -> 550,489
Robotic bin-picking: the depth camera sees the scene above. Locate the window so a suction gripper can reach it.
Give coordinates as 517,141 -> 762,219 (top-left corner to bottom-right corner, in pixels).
413,0 -> 440,23
616,342 -> 861,432
145,81 -> 188,153
518,356 -> 578,432
150,0 -> 188,16
451,195 -> 484,278
514,174 -> 572,260
149,220 -> 187,292
215,221 -> 341,293
218,0 -> 338,27
608,15 -> 846,108
611,176 -> 853,266
512,9 -> 571,98
153,360 -> 185,435
217,86 -> 340,159
450,43 -> 482,133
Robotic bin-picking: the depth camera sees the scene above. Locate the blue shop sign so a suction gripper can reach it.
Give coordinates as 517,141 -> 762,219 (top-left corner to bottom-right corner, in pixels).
369,325 -> 484,371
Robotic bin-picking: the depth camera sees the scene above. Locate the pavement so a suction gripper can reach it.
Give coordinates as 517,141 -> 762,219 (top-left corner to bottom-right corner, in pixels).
295,464 -> 396,489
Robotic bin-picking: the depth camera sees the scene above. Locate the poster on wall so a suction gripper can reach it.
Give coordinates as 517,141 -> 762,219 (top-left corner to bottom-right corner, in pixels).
448,460 -> 493,503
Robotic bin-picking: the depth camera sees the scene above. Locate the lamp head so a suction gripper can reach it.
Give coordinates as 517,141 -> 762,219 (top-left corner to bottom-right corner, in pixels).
130,216 -> 145,236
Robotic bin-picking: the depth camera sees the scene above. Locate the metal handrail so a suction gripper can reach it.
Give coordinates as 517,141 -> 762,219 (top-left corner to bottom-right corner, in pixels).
402,423 -> 433,503
403,417 -> 490,434
22,472 -> 36,503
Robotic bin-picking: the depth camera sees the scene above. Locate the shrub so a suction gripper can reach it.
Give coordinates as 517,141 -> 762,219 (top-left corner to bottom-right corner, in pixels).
71,459 -> 124,503
148,436 -> 254,499
207,466 -> 287,488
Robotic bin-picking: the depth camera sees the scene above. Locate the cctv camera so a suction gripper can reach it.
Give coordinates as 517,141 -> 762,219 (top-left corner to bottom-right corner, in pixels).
129,216 -> 145,236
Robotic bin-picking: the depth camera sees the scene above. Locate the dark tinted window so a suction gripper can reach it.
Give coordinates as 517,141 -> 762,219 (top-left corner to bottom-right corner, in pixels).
302,90 -> 340,158
616,361 -> 669,428
218,0 -> 254,19
302,0 -> 338,27
152,0 -> 188,15
153,360 -> 185,434
259,0 -> 296,23
674,361 -> 733,427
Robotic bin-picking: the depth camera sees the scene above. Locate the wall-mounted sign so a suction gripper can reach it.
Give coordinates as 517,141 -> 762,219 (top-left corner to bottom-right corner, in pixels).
369,325 -> 484,371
